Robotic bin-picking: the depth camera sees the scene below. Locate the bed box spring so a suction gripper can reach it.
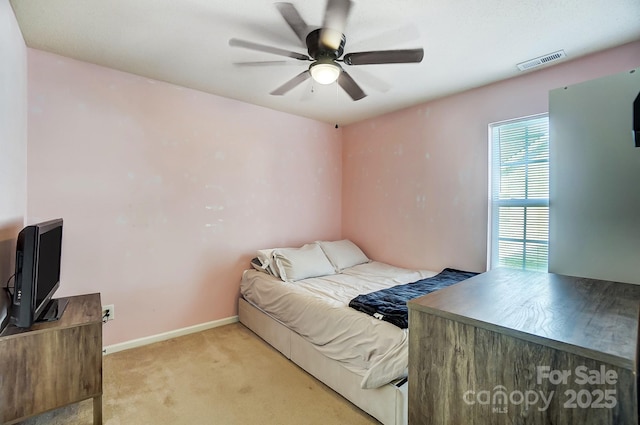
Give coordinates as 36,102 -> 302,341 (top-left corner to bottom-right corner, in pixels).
238,295 -> 291,357
238,297 -> 408,425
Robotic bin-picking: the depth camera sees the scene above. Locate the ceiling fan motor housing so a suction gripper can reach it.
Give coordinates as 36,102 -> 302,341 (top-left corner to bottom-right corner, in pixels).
306,28 -> 346,60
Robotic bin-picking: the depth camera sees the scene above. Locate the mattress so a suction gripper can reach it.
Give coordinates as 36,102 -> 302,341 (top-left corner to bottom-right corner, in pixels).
240,261 -> 436,389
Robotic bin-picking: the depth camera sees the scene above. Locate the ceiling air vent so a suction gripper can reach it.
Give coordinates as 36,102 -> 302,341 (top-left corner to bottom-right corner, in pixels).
517,50 -> 566,71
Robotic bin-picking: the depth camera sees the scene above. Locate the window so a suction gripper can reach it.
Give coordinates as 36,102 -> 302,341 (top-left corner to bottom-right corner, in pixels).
489,114 -> 549,272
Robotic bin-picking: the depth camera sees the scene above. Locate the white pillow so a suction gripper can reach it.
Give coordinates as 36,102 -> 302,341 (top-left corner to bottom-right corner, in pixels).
273,243 -> 335,282
250,257 -> 271,274
256,249 -> 279,277
316,240 -> 370,272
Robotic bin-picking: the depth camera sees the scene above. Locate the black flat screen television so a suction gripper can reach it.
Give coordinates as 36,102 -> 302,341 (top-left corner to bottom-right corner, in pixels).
10,218 -> 67,328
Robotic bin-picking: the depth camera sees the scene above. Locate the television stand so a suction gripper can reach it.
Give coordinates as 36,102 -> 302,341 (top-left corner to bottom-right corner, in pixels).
0,293 -> 102,425
36,297 -> 70,323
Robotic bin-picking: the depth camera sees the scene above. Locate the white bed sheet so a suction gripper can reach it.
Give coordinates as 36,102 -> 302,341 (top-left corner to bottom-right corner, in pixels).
240,261 -> 437,389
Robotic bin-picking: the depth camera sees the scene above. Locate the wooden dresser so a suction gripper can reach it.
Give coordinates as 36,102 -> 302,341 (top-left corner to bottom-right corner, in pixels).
408,268 -> 640,425
0,293 -> 102,425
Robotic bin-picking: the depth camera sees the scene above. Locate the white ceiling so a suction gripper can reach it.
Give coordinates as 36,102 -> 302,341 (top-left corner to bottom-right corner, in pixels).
9,0 -> 640,125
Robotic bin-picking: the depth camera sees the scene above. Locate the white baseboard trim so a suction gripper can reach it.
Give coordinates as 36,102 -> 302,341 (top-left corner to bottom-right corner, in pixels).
103,315 -> 239,355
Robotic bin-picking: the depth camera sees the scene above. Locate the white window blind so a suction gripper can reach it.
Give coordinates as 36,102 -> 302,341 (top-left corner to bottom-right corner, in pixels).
489,115 -> 549,272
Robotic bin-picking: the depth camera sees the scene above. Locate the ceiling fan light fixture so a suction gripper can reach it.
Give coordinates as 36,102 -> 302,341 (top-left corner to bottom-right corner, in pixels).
310,61 -> 341,85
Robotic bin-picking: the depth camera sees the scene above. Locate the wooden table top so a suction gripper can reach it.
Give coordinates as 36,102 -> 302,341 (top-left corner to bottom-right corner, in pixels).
408,268 -> 640,370
0,293 -> 102,339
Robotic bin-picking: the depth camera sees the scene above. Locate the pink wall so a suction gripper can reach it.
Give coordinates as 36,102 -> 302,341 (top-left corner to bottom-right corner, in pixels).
20,35 -> 640,345
0,0 -> 27,288
342,41 -> 640,272
27,50 -> 342,345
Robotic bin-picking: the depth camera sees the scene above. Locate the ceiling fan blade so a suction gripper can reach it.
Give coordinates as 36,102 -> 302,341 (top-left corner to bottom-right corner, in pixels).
270,70 -> 312,95
229,38 -> 310,61
348,68 -> 391,93
343,48 -> 424,65
233,61 -> 295,67
275,3 -> 309,46
348,24 -> 420,51
338,70 -> 366,101
321,0 -> 352,50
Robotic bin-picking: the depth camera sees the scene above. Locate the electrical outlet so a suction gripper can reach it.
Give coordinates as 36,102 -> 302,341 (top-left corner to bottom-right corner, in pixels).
102,304 -> 115,322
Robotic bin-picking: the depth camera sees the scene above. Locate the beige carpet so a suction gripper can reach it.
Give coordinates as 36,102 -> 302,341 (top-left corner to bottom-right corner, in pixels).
17,323 -> 378,424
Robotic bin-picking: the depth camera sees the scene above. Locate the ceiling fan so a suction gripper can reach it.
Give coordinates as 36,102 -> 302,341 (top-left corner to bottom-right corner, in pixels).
228,0 -> 424,101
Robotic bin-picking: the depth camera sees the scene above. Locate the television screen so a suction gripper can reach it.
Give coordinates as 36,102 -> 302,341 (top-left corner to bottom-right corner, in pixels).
34,225 -> 62,307
10,218 -> 65,328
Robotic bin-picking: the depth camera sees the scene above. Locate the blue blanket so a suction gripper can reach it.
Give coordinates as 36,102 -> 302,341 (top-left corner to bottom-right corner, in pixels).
348,268 -> 479,328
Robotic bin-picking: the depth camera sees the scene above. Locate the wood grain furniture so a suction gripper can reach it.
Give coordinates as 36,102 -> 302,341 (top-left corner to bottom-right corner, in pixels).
408,268 -> 640,425
0,293 -> 102,425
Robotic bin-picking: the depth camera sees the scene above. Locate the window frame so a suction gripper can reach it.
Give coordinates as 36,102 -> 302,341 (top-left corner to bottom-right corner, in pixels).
487,113 -> 550,272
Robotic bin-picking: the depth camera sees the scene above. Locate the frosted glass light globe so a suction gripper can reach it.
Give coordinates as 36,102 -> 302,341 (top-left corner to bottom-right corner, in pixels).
310,62 -> 341,85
